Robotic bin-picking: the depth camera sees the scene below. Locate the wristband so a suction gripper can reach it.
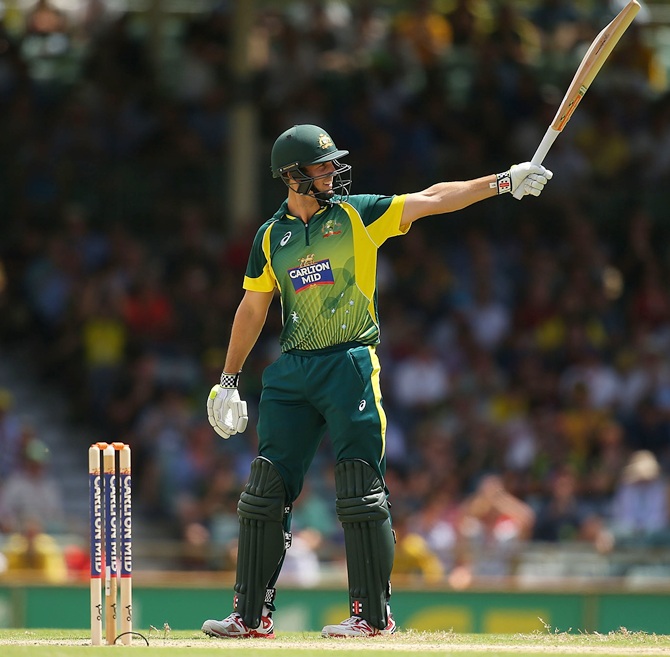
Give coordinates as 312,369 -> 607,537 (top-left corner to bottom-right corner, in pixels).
495,170 -> 512,194
220,372 -> 241,388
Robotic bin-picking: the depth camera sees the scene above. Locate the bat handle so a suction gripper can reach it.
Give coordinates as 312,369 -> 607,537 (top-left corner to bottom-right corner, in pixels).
512,127 -> 560,200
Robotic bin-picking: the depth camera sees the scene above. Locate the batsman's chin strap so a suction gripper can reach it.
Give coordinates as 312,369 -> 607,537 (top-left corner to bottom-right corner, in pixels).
281,162 -> 350,205
292,174 -> 339,205
281,168 -> 313,196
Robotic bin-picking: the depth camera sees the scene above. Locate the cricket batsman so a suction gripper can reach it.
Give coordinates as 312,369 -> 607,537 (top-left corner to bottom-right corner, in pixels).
202,124 -> 552,638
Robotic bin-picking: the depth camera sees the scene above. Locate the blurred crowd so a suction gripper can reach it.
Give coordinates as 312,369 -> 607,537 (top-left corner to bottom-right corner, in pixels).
2,0 -> 670,583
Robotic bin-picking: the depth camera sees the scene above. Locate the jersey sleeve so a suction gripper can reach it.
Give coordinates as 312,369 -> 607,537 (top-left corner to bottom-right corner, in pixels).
350,194 -> 410,247
243,221 -> 278,292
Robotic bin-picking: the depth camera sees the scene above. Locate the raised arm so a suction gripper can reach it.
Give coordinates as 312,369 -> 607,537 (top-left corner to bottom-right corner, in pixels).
400,164 -> 553,227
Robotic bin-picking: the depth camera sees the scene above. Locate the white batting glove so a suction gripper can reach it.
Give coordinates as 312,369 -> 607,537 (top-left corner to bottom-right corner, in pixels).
495,163 -> 553,198
207,373 -> 248,439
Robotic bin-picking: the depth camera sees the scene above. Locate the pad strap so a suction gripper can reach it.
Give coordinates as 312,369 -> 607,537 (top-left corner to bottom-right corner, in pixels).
234,457 -> 290,628
335,459 -> 395,630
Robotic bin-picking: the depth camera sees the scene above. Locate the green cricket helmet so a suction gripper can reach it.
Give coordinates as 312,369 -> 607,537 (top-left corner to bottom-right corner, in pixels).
270,124 -> 351,203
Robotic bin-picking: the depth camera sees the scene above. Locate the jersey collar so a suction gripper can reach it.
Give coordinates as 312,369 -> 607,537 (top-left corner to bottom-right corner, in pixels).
279,200 -> 330,222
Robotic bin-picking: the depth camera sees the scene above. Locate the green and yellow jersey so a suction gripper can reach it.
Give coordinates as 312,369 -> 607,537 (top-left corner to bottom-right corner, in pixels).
244,194 -> 409,352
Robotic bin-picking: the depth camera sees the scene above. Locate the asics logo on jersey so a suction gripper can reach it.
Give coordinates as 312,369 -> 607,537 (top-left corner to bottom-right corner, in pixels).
358,400 -> 366,411
280,231 -> 292,246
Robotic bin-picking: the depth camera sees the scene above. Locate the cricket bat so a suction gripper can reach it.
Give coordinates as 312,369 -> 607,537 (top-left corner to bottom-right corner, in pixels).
513,0 -> 641,199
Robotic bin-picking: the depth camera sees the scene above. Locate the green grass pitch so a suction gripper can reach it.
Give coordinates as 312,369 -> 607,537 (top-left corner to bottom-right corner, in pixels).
1,628 -> 670,656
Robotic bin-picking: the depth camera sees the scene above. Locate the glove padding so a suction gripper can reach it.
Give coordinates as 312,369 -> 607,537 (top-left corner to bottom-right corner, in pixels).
207,385 -> 248,439
510,162 -> 553,198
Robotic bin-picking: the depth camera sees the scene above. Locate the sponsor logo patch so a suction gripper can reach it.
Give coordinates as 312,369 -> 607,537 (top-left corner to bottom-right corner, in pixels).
289,258 -> 335,292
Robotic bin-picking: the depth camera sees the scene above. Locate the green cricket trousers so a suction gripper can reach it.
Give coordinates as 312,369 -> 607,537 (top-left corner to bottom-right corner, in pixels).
256,342 -> 388,502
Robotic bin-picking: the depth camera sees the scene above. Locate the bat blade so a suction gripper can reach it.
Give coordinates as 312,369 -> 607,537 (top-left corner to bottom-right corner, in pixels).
550,0 -> 641,132
513,0 -> 640,198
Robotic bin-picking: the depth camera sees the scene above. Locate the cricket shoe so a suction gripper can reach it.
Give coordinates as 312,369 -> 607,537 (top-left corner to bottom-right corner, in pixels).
321,606 -> 396,638
202,611 -> 275,639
